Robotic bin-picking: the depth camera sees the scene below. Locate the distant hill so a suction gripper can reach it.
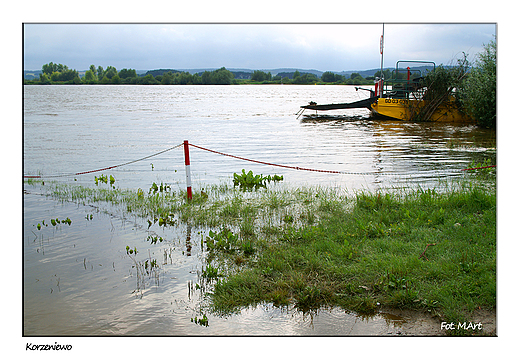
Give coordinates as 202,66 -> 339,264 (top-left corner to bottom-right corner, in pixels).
339,65 -> 435,79
259,68 -> 323,77
134,68 -> 325,80
24,65 -> 436,80
338,68 -> 390,78
144,69 -> 181,77
24,70 -> 42,80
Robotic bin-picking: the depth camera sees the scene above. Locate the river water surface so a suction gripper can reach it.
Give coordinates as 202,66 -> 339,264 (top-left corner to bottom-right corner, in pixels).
23,85 -> 495,336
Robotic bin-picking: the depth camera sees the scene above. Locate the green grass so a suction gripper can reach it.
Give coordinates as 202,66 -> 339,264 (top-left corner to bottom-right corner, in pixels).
26,174 -> 496,333
207,183 -> 496,331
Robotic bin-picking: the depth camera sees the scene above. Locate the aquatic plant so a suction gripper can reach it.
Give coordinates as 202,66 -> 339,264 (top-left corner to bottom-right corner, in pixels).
206,228 -> 239,253
35,217 -> 71,229
147,234 -> 164,245
233,169 -> 283,190
94,174 -> 108,185
144,258 -> 158,273
137,188 -> 144,200
191,314 -> 209,327
202,264 -> 221,280
465,159 -> 495,178
126,246 -> 138,255
149,182 -> 171,194
94,174 -> 116,189
124,245 -> 161,295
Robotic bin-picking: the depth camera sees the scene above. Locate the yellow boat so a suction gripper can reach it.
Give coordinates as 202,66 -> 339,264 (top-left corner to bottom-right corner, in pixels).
300,60 -> 474,123
370,94 -> 473,123
369,60 -> 473,123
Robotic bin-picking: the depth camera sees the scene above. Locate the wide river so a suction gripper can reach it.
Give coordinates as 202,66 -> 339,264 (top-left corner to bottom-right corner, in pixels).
23,85 -> 495,336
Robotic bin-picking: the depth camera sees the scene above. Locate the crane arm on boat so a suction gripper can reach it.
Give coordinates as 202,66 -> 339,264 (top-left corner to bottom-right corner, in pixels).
300,96 -> 378,111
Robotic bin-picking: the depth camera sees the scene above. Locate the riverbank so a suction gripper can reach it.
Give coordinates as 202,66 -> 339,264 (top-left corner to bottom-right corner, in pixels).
26,169 -> 496,335
204,180 -> 496,336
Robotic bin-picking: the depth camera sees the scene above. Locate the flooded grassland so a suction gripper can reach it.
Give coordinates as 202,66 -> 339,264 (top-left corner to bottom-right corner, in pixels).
24,168 -> 496,336
23,85 -> 496,335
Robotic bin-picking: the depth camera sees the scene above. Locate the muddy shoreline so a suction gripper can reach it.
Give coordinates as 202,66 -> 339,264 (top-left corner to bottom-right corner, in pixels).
380,307 -> 496,336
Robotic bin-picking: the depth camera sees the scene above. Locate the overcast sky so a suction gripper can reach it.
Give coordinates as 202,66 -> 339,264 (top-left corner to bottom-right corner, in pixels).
24,23 -> 495,72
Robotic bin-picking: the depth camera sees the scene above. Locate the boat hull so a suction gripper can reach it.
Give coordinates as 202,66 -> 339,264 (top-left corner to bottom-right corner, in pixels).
301,96 -> 378,111
370,98 -> 474,123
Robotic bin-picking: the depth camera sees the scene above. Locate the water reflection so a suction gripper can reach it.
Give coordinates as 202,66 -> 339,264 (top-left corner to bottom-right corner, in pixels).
298,114 -> 495,190
300,114 -> 369,124
204,304 -> 409,336
185,223 -> 192,257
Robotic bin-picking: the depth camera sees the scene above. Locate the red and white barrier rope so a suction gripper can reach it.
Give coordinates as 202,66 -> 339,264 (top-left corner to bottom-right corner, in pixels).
188,143 -> 390,176
23,143 -> 184,179
23,140 -> 495,181
189,142 -> 494,176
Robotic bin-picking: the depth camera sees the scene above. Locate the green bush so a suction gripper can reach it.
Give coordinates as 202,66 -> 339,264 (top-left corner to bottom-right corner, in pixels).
462,38 -> 496,128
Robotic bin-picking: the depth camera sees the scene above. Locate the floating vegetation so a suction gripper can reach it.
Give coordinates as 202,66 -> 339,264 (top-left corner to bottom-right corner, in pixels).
148,213 -> 176,228
94,174 -> 116,189
35,217 -> 72,230
149,181 -> 171,194
202,264 -> 221,280
126,246 -> 138,255
206,229 -> 238,253
125,245 -> 161,296
191,314 -> 209,327
233,169 -> 283,190
147,234 -> 164,245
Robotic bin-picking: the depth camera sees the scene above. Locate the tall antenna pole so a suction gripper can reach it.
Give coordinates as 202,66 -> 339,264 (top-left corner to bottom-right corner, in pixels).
379,23 -> 385,95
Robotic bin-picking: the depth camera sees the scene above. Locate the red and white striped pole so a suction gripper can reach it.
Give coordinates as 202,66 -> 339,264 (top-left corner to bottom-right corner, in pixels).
183,140 -> 192,201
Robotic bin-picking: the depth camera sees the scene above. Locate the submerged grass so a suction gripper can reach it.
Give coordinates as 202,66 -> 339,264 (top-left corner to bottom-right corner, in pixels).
26,175 -> 496,333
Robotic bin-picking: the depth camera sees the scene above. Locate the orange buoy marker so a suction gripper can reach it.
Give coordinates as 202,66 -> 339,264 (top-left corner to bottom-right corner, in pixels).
183,140 -> 192,201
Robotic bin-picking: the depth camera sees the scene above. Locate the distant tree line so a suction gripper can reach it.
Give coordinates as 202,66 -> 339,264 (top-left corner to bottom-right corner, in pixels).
26,63 -> 377,86
38,62 -> 82,84
27,62 -> 449,87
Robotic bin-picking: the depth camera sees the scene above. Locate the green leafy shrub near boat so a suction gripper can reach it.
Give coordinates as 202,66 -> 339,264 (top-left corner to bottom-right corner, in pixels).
408,38 -> 496,128
461,38 -> 496,129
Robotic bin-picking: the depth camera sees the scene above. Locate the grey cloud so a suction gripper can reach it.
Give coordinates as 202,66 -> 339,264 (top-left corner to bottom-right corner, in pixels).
23,23 -> 496,72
